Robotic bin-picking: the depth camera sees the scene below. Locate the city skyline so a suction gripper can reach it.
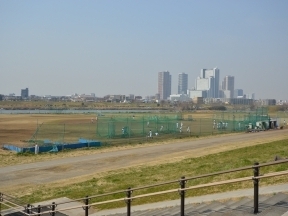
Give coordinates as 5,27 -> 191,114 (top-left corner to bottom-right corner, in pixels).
1,67 -> 278,101
1,1 -> 288,100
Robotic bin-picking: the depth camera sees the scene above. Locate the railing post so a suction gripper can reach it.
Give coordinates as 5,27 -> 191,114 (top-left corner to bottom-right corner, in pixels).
51,202 -> 56,216
84,195 -> 89,216
179,176 -> 186,216
37,205 -> 41,216
0,192 -> 3,216
253,162 -> 259,214
26,204 -> 30,215
126,187 -> 132,216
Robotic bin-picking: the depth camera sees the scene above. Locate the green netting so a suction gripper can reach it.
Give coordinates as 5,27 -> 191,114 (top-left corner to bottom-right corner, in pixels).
28,109 -> 274,146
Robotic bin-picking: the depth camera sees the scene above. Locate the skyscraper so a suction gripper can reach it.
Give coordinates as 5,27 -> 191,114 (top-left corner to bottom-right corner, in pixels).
222,76 -> 234,98
158,71 -> 171,100
200,68 -> 220,98
178,73 -> 188,94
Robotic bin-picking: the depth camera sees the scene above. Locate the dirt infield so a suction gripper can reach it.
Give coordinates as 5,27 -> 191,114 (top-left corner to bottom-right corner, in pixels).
0,114 -> 99,145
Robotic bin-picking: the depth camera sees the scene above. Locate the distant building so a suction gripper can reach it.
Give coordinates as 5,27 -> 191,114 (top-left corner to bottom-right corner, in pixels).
128,94 -> 134,100
222,90 -> 232,99
108,95 -> 125,102
228,98 -> 254,105
21,88 -> 29,98
200,68 -> 220,98
192,97 -> 204,104
234,89 -> 243,98
178,73 -> 188,94
257,99 -> 276,106
155,93 -> 160,101
135,96 -> 142,100
222,76 -> 234,98
188,89 -> 207,99
246,93 -> 255,100
170,94 -> 191,102
158,71 -> 171,100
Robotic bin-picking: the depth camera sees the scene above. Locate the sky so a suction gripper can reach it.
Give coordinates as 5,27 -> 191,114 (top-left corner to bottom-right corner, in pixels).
1,0 -> 288,100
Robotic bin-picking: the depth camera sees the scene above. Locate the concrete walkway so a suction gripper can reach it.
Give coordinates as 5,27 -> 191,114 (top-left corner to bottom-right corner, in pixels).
91,183 -> 288,215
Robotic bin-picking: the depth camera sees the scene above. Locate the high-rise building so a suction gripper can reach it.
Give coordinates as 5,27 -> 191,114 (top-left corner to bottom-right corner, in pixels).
158,71 -> 171,100
195,76 -> 215,98
222,76 -> 234,98
200,68 -> 220,98
178,73 -> 188,94
21,88 -> 29,98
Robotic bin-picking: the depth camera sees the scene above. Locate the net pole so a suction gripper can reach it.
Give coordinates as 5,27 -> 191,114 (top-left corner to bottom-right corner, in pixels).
63,123 -> 65,144
199,118 -> 201,136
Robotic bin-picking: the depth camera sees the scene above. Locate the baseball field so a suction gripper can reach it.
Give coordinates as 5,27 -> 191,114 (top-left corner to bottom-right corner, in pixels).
1,111 -> 288,211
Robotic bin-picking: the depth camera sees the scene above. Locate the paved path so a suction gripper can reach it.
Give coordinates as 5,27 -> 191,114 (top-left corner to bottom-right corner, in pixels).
0,130 -> 287,191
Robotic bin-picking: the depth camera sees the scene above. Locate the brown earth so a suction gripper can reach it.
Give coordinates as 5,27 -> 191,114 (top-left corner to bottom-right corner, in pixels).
0,114 -> 98,145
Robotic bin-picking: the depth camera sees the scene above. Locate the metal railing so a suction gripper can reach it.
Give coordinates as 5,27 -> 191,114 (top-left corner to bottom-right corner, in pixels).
1,158 -> 288,216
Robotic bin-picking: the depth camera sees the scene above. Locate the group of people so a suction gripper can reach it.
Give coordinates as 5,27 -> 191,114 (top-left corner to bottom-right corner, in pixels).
213,120 -> 228,129
146,121 -> 191,138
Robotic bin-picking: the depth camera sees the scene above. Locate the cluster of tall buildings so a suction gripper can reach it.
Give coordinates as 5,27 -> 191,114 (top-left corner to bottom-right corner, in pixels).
157,68 -> 248,102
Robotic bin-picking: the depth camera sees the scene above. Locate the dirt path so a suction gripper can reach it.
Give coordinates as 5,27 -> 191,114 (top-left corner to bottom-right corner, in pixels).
0,130 -> 287,194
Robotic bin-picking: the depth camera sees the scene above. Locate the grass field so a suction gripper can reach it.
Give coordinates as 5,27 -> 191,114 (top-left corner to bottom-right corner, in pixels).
16,138 -> 288,210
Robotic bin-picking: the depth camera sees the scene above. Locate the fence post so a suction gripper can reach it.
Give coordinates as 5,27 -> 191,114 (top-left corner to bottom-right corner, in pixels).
37,205 -> 41,216
126,187 -> 132,216
0,192 -> 2,216
84,195 -> 89,216
179,176 -> 186,216
253,162 -> 259,214
51,202 -> 56,216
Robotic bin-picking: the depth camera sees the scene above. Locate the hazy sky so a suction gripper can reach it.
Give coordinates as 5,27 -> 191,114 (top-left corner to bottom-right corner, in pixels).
1,1 -> 288,100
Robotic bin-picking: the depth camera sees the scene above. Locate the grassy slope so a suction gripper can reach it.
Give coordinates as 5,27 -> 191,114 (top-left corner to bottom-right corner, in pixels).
20,138 -> 288,210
